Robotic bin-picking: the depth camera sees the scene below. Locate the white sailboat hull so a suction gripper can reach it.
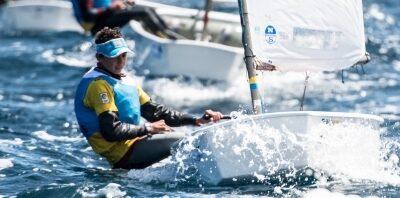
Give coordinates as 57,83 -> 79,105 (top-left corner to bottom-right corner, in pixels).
136,1 -> 242,47
192,111 -> 383,185
0,0 -> 83,33
121,20 -> 244,81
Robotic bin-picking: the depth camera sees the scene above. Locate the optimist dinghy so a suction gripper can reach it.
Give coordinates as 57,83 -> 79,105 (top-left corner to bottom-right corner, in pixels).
121,0 -> 244,82
129,132 -> 186,167
0,0 -> 83,33
186,0 -> 384,185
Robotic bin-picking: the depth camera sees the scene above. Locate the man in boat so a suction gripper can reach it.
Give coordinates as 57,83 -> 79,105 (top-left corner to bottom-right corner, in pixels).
71,0 -> 177,37
74,27 -> 222,169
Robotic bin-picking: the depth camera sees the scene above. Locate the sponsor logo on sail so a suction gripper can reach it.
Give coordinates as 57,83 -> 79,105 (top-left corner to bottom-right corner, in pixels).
265,25 -> 277,44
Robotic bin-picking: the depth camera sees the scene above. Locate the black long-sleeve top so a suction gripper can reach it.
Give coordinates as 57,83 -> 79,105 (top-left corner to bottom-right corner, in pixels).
94,67 -> 197,142
98,101 -> 197,141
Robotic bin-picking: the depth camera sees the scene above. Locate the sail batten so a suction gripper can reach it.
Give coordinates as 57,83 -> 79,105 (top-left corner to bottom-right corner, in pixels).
246,0 -> 367,72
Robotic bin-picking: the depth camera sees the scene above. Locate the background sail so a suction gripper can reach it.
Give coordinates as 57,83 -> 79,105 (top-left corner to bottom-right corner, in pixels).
247,0 -> 366,72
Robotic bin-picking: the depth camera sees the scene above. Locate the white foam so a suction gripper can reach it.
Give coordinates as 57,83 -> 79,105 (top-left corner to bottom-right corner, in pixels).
0,138 -> 23,146
20,94 -> 35,102
125,49 -> 394,122
40,41 -> 96,67
375,105 -> 400,120
141,69 -> 384,113
305,122 -> 400,184
97,183 -> 126,198
394,60 -> 400,72
144,77 -> 246,109
303,188 -> 363,198
55,55 -> 93,68
79,183 -> 126,198
0,159 -> 13,171
367,4 -> 388,22
127,159 -> 177,183
33,130 -> 83,142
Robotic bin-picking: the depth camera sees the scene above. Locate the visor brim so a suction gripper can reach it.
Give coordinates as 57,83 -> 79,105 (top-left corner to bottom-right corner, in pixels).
102,48 -> 134,58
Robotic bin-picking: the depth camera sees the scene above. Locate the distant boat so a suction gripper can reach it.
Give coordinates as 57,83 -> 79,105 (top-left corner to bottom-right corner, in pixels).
0,0 -> 83,33
121,0 -> 244,82
0,0 -> 245,82
190,0 -> 384,185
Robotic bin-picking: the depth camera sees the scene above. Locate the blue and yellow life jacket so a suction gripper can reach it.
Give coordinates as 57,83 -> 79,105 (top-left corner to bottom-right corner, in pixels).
74,67 -> 143,164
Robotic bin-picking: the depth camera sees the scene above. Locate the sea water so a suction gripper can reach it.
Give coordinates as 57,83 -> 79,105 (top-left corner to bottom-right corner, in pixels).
0,0 -> 400,197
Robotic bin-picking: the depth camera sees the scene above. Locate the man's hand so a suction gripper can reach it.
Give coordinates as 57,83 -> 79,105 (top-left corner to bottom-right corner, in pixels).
147,119 -> 172,134
123,0 -> 135,6
110,1 -> 127,10
195,109 -> 223,126
110,0 -> 135,11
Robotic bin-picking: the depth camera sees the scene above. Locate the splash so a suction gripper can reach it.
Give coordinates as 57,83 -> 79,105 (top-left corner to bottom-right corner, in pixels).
171,113 -> 310,185
306,122 -> 400,184
169,113 -> 400,186
127,160 -> 178,184
302,188 -> 361,198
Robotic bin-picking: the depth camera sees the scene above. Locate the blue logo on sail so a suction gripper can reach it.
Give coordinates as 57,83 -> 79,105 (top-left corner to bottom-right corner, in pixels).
265,25 -> 277,44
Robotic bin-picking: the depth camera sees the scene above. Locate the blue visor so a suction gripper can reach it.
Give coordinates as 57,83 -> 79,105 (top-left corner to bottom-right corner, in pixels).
95,38 -> 134,58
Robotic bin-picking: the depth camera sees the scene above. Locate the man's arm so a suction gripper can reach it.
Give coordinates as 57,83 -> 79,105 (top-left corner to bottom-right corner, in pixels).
98,111 -> 149,141
140,101 -> 197,127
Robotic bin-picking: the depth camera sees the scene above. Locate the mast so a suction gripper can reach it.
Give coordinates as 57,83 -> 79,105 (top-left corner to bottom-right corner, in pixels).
201,0 -> 212,41
238,0 -> 263,114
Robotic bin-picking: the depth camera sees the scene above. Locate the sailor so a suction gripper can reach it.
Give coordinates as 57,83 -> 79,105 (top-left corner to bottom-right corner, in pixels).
71,0 -> 177,37
74,27 -> 222,169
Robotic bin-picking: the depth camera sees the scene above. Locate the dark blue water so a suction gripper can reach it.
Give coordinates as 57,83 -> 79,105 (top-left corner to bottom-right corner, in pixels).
1,0 -> 400,197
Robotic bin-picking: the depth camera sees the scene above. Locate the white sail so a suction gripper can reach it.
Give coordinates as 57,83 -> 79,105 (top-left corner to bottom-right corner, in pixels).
247,0 -> 366,72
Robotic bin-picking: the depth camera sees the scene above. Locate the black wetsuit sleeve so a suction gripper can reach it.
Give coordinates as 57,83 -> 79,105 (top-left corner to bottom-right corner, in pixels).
98,111 -> 149,141
140,101 -> 197,127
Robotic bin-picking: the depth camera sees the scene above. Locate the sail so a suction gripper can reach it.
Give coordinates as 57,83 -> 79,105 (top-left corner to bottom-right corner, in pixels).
246,0 -> 367,72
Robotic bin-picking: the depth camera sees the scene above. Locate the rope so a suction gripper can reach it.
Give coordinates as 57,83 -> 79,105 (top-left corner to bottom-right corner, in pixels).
341,70 -> 345,83
300,72 -> 310,111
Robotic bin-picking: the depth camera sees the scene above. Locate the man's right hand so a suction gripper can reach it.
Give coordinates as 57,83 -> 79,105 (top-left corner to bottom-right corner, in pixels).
110,0 -> 135,10
195,109 -> 223,126
147,120 -> 172,134
124,0 -> 136,6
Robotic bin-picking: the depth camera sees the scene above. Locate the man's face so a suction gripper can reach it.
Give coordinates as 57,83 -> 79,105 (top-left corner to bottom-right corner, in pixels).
98,52 -> 128,75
